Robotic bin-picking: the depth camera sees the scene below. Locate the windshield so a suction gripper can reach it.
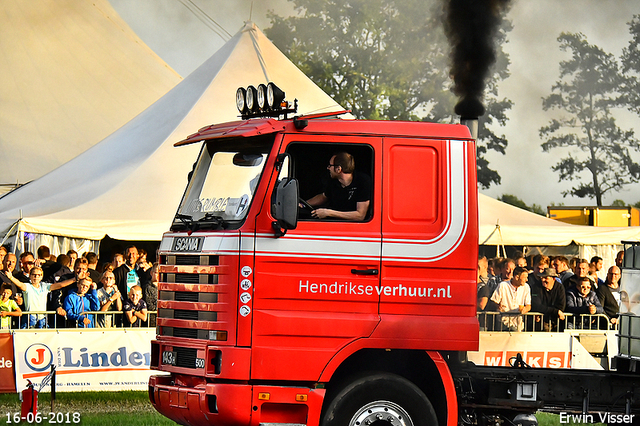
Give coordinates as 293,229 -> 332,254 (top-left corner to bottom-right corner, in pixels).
173,136 -> 274,230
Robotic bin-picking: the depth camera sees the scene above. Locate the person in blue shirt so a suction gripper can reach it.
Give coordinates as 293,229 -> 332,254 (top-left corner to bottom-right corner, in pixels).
63,278 -> 100,328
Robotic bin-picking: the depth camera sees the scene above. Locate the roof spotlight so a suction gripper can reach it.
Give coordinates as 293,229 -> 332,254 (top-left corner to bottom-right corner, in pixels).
235,82 -> 296,119
267,83 -> 285,109
236,87 -> 247,113
246,85 -> 258,112
257,84 -> 267,110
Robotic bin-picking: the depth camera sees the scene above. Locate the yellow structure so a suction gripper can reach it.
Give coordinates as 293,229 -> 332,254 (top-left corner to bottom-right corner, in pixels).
547,206 -> 640,227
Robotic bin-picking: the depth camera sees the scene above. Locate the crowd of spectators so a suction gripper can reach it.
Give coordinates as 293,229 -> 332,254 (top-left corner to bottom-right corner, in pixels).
478,252 -> 624,331
0,244 -> 158,329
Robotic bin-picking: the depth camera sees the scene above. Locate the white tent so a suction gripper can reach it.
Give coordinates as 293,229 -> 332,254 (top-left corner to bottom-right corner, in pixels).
0,0 -> 181,189
479,193 -> 640,247
0,22 -> 348,253
479,193 -> 640,269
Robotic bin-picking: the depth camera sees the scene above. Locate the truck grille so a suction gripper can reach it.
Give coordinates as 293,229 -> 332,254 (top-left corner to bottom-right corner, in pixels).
171,255 -> 220,266
162,327 -> 224,340
175,255 -> 202,265
174,346 -> 198,369
175,292 -> 199,302
172,328 -> 198,339
157,253 -> 229,342
174,310 -> 199,320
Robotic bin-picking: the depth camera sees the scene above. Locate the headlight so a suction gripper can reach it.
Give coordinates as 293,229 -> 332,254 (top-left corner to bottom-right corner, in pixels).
236,87 -> 246,113
267,82 -> 285,109
235,83 -> 291,118
257,84 -> 267,110
246,85 -> 258,112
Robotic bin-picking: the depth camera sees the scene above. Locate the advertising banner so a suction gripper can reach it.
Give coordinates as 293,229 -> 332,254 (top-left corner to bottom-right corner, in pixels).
0,332 -> 16,392
468,332 -> 608,370
13,329 -> 155,392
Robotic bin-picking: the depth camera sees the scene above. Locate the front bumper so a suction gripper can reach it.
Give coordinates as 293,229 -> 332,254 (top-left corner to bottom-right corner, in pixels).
149,375 -> 326,426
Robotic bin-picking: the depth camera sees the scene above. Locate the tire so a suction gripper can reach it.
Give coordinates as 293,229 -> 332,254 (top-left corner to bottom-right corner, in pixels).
321,373 -> 438,426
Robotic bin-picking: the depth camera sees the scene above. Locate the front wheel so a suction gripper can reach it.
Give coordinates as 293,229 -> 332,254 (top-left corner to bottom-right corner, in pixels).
321,373 -> 438,426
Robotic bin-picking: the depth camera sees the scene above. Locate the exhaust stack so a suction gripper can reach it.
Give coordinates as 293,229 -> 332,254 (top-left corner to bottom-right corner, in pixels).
460,117 -> 478,140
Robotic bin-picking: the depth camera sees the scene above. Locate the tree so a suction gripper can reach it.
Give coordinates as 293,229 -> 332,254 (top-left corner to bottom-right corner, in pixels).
540,32 -> 640,206
498,194 -> 545,216
621,15 -> 640,114
266,0 -> 513,188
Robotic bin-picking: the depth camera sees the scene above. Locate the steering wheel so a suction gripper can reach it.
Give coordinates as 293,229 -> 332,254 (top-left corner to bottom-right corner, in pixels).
298,197 -> 313,210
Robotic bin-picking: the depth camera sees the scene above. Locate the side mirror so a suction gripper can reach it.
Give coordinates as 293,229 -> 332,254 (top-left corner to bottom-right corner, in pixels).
272,178 -> 298,237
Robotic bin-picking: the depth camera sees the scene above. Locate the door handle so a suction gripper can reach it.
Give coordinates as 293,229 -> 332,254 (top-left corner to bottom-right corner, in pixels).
351,268 -> 379,275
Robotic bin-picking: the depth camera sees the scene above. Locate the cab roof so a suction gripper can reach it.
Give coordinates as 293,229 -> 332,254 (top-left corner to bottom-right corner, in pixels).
175,114 -> 473,146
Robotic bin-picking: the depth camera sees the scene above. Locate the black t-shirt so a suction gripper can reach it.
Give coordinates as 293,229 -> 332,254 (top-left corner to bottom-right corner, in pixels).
477,284 -> 493,311
323,172 -> 371,212
123,298 -> 148,327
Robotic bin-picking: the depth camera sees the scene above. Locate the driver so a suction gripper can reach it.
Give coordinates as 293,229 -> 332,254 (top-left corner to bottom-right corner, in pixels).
304,152 -> 371,221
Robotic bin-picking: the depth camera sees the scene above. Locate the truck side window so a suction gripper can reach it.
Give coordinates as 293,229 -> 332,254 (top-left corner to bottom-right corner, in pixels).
286,143 -> 373,222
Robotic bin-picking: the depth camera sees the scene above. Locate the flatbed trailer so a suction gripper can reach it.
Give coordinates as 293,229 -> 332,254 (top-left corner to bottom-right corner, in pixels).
452,356 -> 640,425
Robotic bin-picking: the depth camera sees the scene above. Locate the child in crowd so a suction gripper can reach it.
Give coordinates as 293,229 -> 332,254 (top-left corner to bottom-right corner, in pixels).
0,284 -> 21,329
112,253 -> 124,270
123,285 -> 147,327
63,277 -> 99,328
97,270 -> 122,328
6,266 -> 78,328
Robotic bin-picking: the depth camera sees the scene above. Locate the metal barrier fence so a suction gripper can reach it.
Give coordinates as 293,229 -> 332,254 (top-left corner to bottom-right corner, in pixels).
6,310 -> 614,332
477,311 -> 616,332
2,310 -> 158,329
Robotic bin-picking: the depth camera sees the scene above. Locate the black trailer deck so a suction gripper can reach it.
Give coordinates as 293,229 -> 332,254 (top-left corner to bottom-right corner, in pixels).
450,353 -> 640,425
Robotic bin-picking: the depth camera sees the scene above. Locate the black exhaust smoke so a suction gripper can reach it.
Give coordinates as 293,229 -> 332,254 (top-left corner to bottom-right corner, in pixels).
443,0 -> 512,120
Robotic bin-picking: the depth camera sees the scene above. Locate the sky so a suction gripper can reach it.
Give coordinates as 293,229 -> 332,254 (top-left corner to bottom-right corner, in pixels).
110,0 -> 640,210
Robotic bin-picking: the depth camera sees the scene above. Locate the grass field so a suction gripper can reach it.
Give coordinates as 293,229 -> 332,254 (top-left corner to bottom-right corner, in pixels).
537,411 -> 605,426
0,392 -> 608,426
0,391 -> 176,425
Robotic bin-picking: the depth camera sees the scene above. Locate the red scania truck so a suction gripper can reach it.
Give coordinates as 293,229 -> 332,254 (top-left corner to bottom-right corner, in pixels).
149,85 -> 640,426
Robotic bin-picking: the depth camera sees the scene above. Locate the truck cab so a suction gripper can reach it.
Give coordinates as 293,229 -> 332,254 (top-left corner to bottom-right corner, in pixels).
149,108 -> 478,426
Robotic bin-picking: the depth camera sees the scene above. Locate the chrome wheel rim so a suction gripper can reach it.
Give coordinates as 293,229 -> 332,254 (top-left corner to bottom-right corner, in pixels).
349,400 -> 414,426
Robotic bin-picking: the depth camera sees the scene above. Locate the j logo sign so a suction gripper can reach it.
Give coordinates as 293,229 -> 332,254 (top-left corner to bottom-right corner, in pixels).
24,343 -> 53,372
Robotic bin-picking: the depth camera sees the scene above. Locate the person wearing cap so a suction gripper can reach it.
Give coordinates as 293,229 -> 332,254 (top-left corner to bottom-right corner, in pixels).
530,267 -> 566,332
566,276 -> 604,329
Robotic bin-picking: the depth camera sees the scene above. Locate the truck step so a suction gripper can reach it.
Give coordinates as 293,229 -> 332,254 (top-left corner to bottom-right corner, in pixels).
259,424 -> 306,426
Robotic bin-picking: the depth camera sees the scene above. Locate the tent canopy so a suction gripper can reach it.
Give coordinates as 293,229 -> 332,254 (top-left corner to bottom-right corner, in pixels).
0,0 -> 181,188
0,22 -> 349,242
479,194 -> 640,247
